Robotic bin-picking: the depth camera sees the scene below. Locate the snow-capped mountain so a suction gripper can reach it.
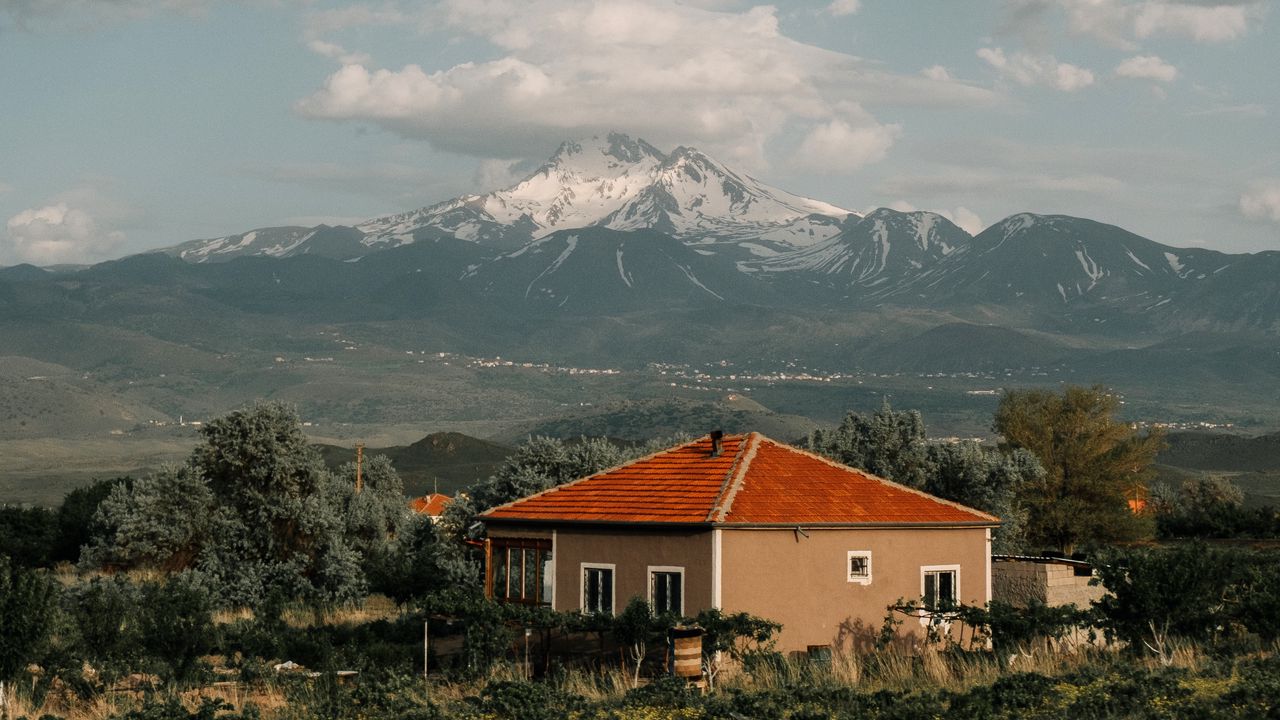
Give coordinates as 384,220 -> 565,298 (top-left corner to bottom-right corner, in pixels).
356,132 -> 853,257
462,226 -> 770,312
959,213 -> 1235,308
163,225 -> 368,264
160,132 -> 853,264
749,209 -> 974,296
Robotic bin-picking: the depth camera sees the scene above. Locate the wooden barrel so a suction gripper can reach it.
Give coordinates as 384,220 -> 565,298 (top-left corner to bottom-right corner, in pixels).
668,626 -> 703,678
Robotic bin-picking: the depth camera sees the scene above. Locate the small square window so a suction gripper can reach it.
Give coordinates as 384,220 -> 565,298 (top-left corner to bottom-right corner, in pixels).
846,551 -> 872,585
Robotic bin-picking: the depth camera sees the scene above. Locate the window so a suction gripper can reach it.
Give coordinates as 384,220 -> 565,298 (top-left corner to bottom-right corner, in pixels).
487,538 -> 552,605
649,566 -> 684,616
846,551 -> 872,585
921,565 -> 960,610
582,563 -> 615,615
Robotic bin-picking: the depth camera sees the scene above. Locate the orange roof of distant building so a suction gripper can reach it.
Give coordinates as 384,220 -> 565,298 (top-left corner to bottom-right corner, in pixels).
481,433 -> 998,527
409,493 -> 453,516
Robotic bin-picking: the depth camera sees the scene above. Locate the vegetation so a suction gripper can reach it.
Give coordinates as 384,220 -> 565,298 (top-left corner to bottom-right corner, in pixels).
994,385 -> 1163,554
808,400 -> 1040,552
4,397 -> 1280,718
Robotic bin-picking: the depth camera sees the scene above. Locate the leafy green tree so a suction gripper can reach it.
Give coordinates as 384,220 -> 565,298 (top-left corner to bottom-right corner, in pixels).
1092,542 -> 1244,651
613,597 -> 659,687
0,556 -> 58,719
0,506 -> 56,568
135,573 -> 216,685
63,575 -> 144,680
84,403 -> 365,609
82,465 -> 213,572
808,400 -> 931,489
994,385 -> 1162,554
927,441 -> 1041,553
809,402 -> 1041,553
54,477 -> 124,564
327,455 -> 411,594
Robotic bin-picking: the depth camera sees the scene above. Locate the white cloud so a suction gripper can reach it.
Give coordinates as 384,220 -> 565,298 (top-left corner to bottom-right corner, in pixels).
306,40 -> 372,67
5,202 -> 125,265
795,117 -> 902,172
997,1 -> 1264,52
977,47 -> 1094,91
296,0 -> 999,168
1239,180 -> 1280,223
1133,1 -> 1259,43
826,0 -> 860,17
1115,54 -> 1178,82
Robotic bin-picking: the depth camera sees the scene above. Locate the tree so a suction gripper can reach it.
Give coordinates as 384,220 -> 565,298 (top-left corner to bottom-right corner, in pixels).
82,465 -> 213,572
0,507 -> 56,568
808,399 -> 931,489
926,441 -> 1041,554
327,454 -> 411,594
84,403 -> 365,609
809,401 -> 1041,553
0,556 -> 58,719
994,385 -> 1162,554
54,477 -> 123,565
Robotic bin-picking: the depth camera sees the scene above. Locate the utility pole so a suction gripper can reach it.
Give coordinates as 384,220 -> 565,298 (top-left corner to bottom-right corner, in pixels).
355,442 -> 365,494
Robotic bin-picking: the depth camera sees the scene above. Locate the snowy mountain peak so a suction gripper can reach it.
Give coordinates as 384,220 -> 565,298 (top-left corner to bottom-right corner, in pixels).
549,133 -> 666,168
356,132 -> 854,256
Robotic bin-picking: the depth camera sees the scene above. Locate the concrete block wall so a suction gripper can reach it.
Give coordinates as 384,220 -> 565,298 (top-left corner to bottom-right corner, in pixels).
992,560 -> 1106,609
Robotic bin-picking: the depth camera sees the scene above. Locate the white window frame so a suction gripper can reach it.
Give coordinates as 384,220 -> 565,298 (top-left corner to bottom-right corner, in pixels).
846,550 -> 873,585
647,565 -> 686,616
919,564 -> 961,626
580,562 -> 617,615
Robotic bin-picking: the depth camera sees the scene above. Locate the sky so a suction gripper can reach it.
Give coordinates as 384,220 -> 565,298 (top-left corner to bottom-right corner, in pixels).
1,0 -> 1277,266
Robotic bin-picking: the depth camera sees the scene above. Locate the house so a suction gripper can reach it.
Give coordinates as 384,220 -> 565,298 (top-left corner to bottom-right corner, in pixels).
408,492 -> 453,522
479,432 -> 998,653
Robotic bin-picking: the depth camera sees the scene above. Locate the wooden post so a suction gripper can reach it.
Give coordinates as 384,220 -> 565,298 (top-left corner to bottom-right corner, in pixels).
355,442 -> 365,494
423,619 -> 429,688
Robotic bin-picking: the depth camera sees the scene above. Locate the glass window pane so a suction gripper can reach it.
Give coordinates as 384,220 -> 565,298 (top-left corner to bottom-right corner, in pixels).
540,551 -> 553,604
509,548 -> 523,599
585,568 -> 599,612
669,573 -> 682,614
601,569 -> 613,614
924,572 -> 937,607
941,571 -> 955,605
493,548 -> 508,600
524,548 -> 539,600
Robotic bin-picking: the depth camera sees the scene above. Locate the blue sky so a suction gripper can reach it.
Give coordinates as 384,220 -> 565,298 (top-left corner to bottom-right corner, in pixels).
1,0 -> 1276,265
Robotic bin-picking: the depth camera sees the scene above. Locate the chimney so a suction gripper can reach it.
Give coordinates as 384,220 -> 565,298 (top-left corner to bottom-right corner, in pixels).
709,430 -> 724,458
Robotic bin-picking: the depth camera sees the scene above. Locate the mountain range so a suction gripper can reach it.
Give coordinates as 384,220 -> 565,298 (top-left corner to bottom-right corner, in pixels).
148,132 -> 1278,335
2,132 -> 1279,449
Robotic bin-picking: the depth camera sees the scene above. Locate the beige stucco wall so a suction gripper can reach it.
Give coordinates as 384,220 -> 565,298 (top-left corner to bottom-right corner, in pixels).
488,525 -> 715,614
720,527 -> 992,654
488,523 -> 993,655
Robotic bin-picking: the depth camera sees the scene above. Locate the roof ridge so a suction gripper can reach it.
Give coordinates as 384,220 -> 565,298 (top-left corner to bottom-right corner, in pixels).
704,433 -> 751,522
479,435 -> 711,518
753,435 -> 1001,524
712,432 -> 761,522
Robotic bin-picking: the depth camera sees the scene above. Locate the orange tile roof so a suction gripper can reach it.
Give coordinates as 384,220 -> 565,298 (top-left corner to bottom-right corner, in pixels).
481,433 -> 997,527
409,493 -> 453,516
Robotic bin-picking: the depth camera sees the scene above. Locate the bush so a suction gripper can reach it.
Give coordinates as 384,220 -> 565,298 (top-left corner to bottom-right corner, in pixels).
474,680 -> 585,720
1092,542 -> 1245,648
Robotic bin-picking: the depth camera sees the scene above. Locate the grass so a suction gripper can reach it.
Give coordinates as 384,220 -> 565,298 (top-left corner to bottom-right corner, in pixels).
1,630 -> 1247,720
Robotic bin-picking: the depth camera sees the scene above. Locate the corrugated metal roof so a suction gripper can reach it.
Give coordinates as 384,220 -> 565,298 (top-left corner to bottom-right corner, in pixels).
481,433 -> 998,526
